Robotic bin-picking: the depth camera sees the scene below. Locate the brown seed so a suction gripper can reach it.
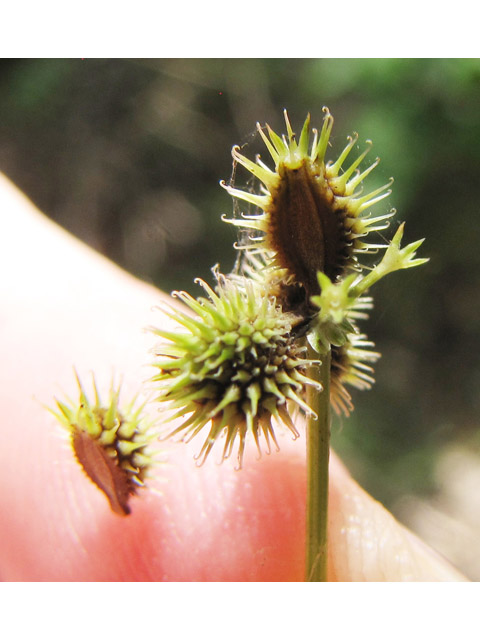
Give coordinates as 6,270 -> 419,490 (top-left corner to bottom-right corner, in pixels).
72,430 -> 131,516
267,160 -> 347,298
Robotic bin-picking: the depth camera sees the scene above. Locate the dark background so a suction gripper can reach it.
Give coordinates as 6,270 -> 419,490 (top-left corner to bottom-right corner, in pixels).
1,58 -> 479,575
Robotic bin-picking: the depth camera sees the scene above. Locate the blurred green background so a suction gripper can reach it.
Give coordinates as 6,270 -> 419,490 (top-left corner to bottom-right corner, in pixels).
1,58 -> 479,575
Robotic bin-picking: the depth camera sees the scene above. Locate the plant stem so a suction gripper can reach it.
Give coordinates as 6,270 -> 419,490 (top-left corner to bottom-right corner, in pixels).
305,345 -> 331,581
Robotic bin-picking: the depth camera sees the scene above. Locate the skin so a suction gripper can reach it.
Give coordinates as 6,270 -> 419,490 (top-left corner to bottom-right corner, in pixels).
0,173 -> 467,581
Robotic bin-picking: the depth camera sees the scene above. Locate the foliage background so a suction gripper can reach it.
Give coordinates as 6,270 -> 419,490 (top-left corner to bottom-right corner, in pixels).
1,58 -> 479,577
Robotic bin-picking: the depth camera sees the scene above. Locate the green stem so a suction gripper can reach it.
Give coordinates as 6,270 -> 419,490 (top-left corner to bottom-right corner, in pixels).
305,345 -> 331,581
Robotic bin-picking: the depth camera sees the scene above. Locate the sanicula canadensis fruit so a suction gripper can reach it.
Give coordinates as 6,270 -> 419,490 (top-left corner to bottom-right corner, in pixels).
50,371 -> 157,515
151,272 -> 321,469
221,107 -> 395,304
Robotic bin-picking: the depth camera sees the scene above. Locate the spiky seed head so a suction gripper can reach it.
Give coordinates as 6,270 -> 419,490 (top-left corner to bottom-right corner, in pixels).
221,108 -> 394,306
50,371 -> 157,516
151,271 -> 322,469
